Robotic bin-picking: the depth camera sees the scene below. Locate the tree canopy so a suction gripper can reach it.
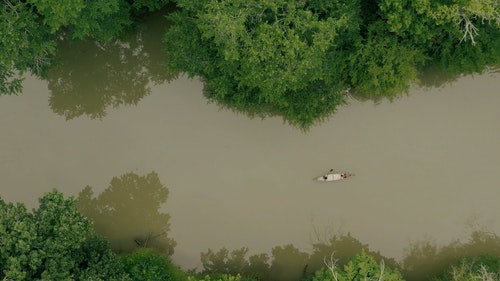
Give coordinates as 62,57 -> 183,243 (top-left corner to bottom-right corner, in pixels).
0,190 -> 130,280
1,0 -> 499,128
165,0 -> 360,129
164,0 -> 499,129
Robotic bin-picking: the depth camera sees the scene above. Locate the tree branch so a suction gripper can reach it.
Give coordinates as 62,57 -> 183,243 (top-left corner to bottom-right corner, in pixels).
323,252 -> 340,281
458,12 -> 479,45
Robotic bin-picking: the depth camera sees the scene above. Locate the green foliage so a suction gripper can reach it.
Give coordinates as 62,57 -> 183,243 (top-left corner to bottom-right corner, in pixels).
0,190 -> 130,280
199,234 -> 404,281
432,24 -> 500,74
310,250 -> 405,281
435,256 -> 500,281
200,244 -> 312,281
343,251 -> 404,281
27,0 -> 85,33
164,0 -> 499,129
0,64 -> 23,95
0,199 -> 38,280
34,191 -> 94,280
346,22 -> 425,100
121,249 -> 183,281
26,0 -> 157,41
377,0 -> 500,74
165,0 -> 358,129
74,235 -> 132,280
307,232 -> 401,276
0,0 -> 56,76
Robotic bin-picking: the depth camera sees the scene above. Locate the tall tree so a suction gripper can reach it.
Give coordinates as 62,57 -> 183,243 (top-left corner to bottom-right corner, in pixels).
165,0 -> 360,129
0,190 -> 130,280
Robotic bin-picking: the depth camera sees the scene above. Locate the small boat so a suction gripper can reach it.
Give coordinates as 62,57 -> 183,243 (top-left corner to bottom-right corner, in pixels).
315,169 -> 353,182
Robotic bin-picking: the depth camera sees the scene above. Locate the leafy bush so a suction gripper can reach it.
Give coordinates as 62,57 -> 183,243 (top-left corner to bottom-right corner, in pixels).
0,190 -> 130,280
121,249 -> 186,281
310,250 -> 405,281
435,255 -> 500,281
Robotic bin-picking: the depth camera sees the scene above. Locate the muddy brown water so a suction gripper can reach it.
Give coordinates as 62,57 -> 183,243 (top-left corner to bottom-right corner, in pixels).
1,69 -> 499,272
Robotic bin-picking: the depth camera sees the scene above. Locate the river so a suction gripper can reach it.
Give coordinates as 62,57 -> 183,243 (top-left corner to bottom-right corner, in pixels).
0,13 -> 499,279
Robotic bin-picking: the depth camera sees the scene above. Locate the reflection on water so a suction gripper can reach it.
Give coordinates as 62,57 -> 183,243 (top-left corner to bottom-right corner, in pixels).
77,171 -> 176,255
199,232 -> 399,281
198,230 -> 500,281
402,230 -> 500,281
45,11 -> 176,120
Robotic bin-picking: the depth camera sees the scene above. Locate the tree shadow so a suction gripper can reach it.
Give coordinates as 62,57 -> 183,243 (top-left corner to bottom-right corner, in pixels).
199,245 -> 308,281
415,66 -> 463,90
401,230 -> 500,281
44,9 -> 178,120
307,232 -> 400,275
198,232 -> 399,281
76,171 -> 176,256
197,229 -> 500,281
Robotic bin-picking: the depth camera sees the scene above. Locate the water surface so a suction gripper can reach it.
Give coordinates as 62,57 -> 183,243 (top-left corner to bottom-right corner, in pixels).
1,69 -> 498,272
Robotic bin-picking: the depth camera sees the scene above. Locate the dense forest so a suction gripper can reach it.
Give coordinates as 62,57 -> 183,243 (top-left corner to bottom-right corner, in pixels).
1,0 -> 499,128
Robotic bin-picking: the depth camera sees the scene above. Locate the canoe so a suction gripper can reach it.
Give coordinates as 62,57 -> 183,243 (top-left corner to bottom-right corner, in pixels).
315,170 -> 353,182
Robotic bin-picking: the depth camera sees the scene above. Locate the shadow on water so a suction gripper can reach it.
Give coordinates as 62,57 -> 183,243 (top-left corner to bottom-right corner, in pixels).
198,232 -> 399,281
196,229 -> 500,281
415,64 -> 499,90
76,171 -> 176,256
44,9 -> 178,120
347,64 -> 498,104
401,230 -> 500,281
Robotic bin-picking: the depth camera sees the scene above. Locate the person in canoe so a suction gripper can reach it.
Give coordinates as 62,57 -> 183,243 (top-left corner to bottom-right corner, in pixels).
316,170 -> 353,181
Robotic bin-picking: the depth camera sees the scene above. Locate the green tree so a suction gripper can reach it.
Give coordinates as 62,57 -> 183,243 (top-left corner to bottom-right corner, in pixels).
121,249 -> 186,281
74,235 -> 132,280
164,0 -> 499,129
0,190 -> 130,280
378,0 -> 500,74
346,21 -> 425,100
165,0 -> 359,129
0,199 -> 38,280
311,250 -> 404,281
435,256 -> 500,281
1,0 -> 56,94
307,232 -> 400,276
